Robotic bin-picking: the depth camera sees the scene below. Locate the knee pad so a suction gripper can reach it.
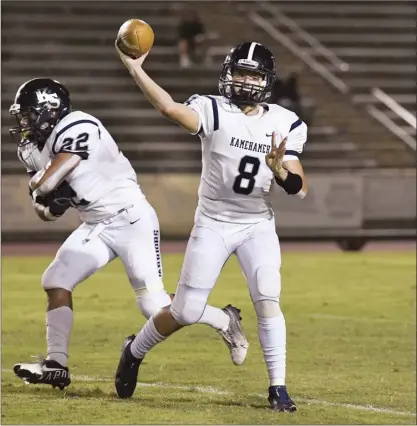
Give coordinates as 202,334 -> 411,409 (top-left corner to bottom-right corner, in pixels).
42,260 -> 76,292
251,265 -> 281,305
135,288 -> 172,320
170,284 -> 209,326
130,274 -> 164,293
42,240 -> 107,292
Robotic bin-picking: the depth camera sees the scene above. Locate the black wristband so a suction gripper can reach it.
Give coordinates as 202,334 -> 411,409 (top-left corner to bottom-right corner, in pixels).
275,170 -> 303,194
48,198 -> 71,216
45,183 -> 72,216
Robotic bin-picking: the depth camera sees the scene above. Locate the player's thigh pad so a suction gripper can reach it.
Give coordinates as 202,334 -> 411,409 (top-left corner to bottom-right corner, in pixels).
170,223 -> 230,325
42,223 -> 115,292
108,202 -> 165,295
236,218 -> 282,304
121,204 -> 171,319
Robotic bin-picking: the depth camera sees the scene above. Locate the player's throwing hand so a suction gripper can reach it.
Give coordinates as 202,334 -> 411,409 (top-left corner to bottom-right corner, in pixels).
265,132 -> 287,175
115,40 -> 149,69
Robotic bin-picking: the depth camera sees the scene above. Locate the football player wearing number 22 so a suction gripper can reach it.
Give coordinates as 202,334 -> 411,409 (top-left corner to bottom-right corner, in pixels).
115,40 -> 308,412
10,78 -> 249,390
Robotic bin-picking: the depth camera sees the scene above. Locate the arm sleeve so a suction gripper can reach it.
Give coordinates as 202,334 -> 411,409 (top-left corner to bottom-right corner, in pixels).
282,118 -> 307,162
50,119 -> 101,160
184,94 -> 219,138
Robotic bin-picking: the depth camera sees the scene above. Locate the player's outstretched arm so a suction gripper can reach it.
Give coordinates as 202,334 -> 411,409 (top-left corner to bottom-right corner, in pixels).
115,42 -> 200,134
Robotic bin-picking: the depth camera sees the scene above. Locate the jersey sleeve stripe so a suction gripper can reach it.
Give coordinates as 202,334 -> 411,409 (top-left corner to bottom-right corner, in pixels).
204,96 -> 219,131
289,118 -> 303,132
184,94 -> 199,106
284,150 -> 299,157
59,148 -> 89,160
52,119 -> 99,154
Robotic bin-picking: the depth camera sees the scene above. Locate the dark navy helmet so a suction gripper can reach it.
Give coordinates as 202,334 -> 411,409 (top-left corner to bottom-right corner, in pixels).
219,42 -> 276,105
9,78 -> 71,148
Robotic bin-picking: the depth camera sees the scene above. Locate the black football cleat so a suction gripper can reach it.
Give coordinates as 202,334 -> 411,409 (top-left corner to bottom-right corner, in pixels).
115,334 -> 143,398
13,359 -> 71,390
217,304 -> 249,365
268,385 -> 297,412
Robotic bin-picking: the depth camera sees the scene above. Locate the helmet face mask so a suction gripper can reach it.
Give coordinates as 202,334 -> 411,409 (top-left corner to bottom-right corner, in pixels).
9,78 -> 71,149
222,67 -> 269,104
219,42 -> 276,105
10,106 -> 60,147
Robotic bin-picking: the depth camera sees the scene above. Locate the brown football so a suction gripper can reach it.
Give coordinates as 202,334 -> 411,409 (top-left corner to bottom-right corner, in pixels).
116,19 -> 154,59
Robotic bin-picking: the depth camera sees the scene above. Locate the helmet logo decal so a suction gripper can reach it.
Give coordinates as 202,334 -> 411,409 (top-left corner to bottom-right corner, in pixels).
35,89 -> 60,108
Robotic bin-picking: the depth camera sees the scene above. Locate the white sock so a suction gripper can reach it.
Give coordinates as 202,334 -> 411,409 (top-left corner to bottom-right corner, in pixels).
258,312 -> 286,386
46,306 -> 73,367
197,305 -> 230,331
130,317 -> 166,359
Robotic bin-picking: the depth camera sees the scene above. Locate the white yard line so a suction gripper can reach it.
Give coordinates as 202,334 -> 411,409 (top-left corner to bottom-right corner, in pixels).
2,369 -> 415,417
308,313 -> 415,325
270,395 -> 416,417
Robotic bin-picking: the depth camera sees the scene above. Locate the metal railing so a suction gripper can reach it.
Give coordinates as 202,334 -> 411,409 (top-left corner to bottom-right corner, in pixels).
367,88 -> 416,151
249,1 -> 416,151
372,88 -> 416,130
249,11 -> 350,94
259,2 -> 350,72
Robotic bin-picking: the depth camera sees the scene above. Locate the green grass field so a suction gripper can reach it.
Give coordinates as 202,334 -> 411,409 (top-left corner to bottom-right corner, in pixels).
2,249 -> 416,424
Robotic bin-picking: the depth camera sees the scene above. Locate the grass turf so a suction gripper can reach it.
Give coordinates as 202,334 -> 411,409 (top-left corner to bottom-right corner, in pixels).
2,250 -> 415,424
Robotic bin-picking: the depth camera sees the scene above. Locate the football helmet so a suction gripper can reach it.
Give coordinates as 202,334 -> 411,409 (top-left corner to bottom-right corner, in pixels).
9,78 -> 71,148
219,42 -> 276,105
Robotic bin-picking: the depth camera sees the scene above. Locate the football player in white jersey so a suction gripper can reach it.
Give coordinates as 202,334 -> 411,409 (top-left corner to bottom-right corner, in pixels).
114,41 -> 307,412
10,78 -> 249,390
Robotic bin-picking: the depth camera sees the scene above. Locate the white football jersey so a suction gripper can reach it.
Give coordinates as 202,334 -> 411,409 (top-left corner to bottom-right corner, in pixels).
186,95 -> 307,223
18,110 -> 144,223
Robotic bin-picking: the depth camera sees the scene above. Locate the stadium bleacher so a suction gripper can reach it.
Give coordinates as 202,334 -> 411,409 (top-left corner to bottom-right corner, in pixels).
261,1 -> 415,139
2,1 -> 415,174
